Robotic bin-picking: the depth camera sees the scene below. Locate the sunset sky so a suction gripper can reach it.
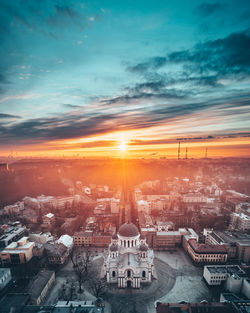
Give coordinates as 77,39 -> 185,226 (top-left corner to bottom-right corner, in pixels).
0,0 -> 250,158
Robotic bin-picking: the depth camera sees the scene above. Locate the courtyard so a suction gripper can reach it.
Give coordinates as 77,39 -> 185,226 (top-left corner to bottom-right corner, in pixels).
44,248 -> 218,313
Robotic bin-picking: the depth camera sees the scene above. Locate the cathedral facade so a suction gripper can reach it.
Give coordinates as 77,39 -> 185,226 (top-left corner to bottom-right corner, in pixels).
103,222 -> 155,288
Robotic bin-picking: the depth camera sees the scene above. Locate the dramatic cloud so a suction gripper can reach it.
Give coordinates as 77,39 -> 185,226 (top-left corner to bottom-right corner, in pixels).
0,113 -> 21,119
0,0 -> 250,156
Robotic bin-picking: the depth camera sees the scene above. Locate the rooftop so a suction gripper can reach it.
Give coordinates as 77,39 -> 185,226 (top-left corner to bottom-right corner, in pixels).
28,270 -> 55,299
118,222 -> 139,237
188,239 -> 227,254
206,265 -> 246,276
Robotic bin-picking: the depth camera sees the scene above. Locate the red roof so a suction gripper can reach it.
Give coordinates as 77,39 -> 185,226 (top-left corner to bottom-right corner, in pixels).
188,239 -> 227,254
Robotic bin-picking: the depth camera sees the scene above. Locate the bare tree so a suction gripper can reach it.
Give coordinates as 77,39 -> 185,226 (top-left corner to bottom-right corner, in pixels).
73,246 -> 93,293
69,246 -> 79,268
88,277 -> 107,298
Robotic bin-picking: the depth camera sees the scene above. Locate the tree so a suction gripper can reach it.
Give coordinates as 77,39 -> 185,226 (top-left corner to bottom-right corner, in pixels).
72,247 -> 93,293
88,277 -> 107,298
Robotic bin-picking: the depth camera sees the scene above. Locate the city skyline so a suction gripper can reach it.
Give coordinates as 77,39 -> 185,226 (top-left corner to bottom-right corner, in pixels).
1,0 -> 250,158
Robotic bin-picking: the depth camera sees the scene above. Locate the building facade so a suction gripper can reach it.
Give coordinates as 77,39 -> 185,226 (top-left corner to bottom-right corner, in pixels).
103,222 -> 155,289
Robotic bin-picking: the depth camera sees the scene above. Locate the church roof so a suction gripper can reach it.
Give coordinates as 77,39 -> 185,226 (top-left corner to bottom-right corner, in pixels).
118,222 -> 139,237
139,244 -> 148,251
110,244 -> 118,251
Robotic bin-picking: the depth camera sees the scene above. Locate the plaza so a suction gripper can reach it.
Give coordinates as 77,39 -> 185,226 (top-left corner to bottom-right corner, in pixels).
44,248 -> 217,313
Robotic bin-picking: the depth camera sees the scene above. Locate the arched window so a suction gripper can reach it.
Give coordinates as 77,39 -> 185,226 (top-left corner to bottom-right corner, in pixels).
127,270 -> 131,278
112,271 -> 116,277
128,240 -> 130,247
142,270 -> 146,278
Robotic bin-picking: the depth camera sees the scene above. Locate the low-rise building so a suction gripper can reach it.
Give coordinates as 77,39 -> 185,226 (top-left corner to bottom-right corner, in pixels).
42,213 -> 55,226
28,270 -> 55,305
0,268 -> 11,290
186,238 -> 227,264
141,227 -> 198,250
92,234 -> 111,247
29,232 -> 53,244
205,230 -> 250,262
0,227 -> 28,248
73,231 -> 93,246
0,237 -> 35,264
182,193 -> 207,203
203,265 -> 245,286
230,212 -> 250,232
45,243 -> 68,264
242,278 -> 250,299
3,202 -> 24,216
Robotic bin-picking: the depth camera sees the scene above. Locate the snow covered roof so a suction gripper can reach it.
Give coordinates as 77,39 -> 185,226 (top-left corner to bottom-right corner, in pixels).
56,234 -> 73,248
45,213 -> 54,219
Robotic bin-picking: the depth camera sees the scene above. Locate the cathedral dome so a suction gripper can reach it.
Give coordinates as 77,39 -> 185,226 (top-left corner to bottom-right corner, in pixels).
118,222 -> 139,237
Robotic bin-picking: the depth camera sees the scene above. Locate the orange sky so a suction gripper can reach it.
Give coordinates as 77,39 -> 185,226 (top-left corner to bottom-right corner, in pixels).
2,129 -> 250,158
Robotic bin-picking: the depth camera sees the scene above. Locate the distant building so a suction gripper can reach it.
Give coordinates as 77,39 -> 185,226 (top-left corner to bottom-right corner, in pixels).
94,203 -> 106,215
0,268 -> 11,290
28,270 -> 55,305
45,243 -> 68,264
73,231 -> 93,246
205,231 -> 250,262
0,226 -> 27,248
110,198 -> 120,214
141,227 -> 198,250
92,234 -> 111,247
56,234 -> 73,250
182,193 -> 207,203
42,212 -> 55,226
230,213 -> 250,232
3,202 -> 24,216
0,162 -> 9,172
0,236 -> 35,264
29,232 -> 54,244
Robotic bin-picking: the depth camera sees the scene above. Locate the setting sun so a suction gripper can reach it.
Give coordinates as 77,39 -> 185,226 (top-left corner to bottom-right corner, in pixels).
119,142 -> 127,151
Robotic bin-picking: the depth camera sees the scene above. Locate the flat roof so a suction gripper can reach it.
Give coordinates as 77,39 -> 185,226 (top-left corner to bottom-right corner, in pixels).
206,265 -> 246,276
211,231 -> 250,245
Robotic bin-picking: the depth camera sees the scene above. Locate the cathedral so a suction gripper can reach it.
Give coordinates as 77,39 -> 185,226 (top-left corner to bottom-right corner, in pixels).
102,222 -> 155,288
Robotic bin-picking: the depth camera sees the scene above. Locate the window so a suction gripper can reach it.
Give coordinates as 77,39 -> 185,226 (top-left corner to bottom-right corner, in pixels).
112,271 -> 116,278
127,270 -> 131,278
142,271 -> 146,278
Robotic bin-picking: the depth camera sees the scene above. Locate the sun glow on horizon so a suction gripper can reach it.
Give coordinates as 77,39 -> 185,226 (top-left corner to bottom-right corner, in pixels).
119,141 -> 127,151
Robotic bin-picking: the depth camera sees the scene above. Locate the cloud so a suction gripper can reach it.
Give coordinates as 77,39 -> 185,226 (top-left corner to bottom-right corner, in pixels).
127,57 -> 167,74
196,2 -> 222,16
0,113 -> 21,119
63,104 -> 83,109
126,28 -> 250,94
168,29 -> 250,77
